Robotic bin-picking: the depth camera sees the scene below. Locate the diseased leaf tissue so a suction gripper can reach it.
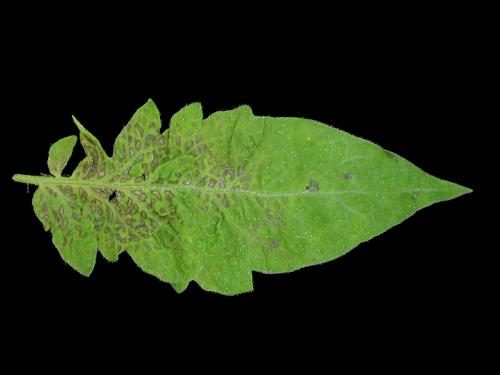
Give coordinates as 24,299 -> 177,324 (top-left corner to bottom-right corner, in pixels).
13,100 -> 471,295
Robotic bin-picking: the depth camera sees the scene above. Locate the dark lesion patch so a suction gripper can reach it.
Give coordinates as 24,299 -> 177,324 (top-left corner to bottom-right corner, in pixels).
343,172 -> 353,180
108,190 -> 116,202
383,149 -> 399,160
56,205 -> 68,229
306,180 -> 320,192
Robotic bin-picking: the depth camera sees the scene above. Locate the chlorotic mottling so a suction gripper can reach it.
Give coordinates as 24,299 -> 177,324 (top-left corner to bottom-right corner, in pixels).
13,100 -> 471,295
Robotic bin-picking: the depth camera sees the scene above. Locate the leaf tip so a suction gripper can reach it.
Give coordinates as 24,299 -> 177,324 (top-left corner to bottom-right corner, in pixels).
236,104 -> 253,115
186,102 -> 203,113
143,98 -> 160,113
171,281 -> 190,294
441,181 -> 473,202
458,185 -> 473,196
79,268 -> 94,277
72,115 -> 86,133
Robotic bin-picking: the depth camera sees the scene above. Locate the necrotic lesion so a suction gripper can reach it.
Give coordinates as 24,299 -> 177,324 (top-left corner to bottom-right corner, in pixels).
306,180 -> 320,192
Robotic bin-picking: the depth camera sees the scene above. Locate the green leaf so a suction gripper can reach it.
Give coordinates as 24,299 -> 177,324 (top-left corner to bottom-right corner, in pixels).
13,99 -> 471,295
48,135 -> 77,177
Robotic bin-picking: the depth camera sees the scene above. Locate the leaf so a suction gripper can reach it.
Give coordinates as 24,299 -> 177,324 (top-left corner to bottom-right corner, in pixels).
12,99 -> 471,295
48,135 -> 77,177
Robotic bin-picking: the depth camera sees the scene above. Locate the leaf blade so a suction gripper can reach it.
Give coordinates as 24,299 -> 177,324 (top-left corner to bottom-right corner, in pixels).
48,135 -> 77,177
14,100 -> 471,294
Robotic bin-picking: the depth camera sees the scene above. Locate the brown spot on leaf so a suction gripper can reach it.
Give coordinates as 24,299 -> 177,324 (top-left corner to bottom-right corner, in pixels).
306,180 -> 320,192
79,188 -> 88,202
136,123 -> 144,137
151,190 -> 161,200
384,149 -> 398,160
221,194 -> 229,208
57,206 -> 68,229
91,199 -> 101,212
196,177 -> 207,187
145,134 -> 155,146
133,189 -> 147,201
46,187 -> 58,197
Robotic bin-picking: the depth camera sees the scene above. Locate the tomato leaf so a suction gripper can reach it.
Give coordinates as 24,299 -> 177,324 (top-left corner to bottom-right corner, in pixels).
13,100 -> 471,295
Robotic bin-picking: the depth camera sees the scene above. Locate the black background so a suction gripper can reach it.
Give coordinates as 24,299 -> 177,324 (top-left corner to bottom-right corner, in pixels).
2,5 -> 488,365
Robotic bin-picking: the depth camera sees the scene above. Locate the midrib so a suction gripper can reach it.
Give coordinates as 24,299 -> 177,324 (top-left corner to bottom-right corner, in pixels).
12,174 -> 450,198
12,174 -> 320,198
